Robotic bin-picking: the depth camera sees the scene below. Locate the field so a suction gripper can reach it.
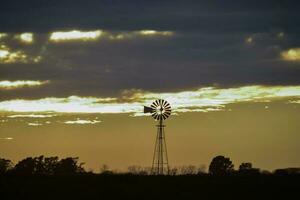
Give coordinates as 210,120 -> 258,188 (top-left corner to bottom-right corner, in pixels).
1,174 -> 298,199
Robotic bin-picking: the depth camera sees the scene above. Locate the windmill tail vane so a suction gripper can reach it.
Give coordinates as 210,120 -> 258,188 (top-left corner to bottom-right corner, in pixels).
144,106 -> 153,114
144,99 -> 171,175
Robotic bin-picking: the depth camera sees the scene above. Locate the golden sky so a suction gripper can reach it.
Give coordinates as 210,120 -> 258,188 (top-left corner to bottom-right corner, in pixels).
1,98 -> 299,172
1,1 -> 300,172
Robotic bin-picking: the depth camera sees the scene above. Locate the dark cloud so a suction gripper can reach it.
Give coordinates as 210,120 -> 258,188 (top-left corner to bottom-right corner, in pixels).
0,0 -> 299,32
0,0 -> 300,100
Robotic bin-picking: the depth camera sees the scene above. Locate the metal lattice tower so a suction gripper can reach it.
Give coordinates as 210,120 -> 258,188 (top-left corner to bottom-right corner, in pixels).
144,99 -> 171,175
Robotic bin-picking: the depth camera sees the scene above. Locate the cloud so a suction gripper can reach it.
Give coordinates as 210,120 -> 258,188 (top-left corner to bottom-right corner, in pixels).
0,85 -> 299,115
104,30 -> 174,41
138,30 -> 174,36
49,30 -> 103,42
0,33 -> 8,39
289,100 -> 300,104
0,96 -> 120,113
0,45 -> 41,64
245,36 -> 253,44
0,47 -> 28,63
0,32 -> 34,43
28,122 -> 43,126
64,119 -> 101,124
0,2 -> 298,108
7,114 -> 56,118
106,30 -> 174,40
0,29 -> 174,45
281,48 -> 300,61
49,29 -> 174,42
1,0 -> 297,34
0,80 -> 49,90
277,32 -> 284,38
0,137 -> 13,140
16,32 -> 34,43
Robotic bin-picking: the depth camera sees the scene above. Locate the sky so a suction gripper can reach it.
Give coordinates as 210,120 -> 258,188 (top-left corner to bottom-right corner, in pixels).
0,0 -> 300,172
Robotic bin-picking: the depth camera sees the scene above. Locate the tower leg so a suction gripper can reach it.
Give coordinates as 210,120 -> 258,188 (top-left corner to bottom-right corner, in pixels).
151,119 -> 169,175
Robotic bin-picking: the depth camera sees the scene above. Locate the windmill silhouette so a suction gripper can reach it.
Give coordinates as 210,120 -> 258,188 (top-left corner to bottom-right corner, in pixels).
144,99 -> 171,175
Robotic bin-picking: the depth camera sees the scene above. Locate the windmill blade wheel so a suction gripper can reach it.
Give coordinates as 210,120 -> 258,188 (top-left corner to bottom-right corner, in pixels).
150,99 -> 171,121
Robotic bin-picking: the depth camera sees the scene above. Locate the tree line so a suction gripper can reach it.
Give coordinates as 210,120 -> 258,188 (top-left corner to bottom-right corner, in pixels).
0,156 -> 84,175
0,155 -> 299,176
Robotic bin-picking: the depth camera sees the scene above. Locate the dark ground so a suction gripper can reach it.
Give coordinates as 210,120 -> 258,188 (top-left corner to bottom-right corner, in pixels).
0,174 -> 299,200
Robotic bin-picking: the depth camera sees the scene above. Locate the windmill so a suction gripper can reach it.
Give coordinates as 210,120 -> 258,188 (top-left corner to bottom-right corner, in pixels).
144,99 -> 171,175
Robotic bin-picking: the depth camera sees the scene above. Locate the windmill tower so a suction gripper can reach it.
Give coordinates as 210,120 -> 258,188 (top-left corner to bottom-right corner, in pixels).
144,99 -> 171,175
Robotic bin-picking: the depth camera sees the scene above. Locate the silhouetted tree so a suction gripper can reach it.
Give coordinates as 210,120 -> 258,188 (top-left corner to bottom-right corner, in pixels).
14,157 -> 37,175
54,157 -> 85,175
0,158 -> 13,174
43,156 -> 59,175
197,164 -> 207,175
239,162 -> 252,171
209,155 -> 234,175
168,167 -> 178,175
99,164 -> 119,174
128,165 -> 142,174
100,164 -> 113,174
261,170 -> 271,175
100,164 -> 109,172
13,156 -> 84,175
179,165 -> 197,175
13,156 -> 48,175
274,168 -> 300,175
35,155 -> 47,174
127,165 -> 149,175
238,162 -> 260,175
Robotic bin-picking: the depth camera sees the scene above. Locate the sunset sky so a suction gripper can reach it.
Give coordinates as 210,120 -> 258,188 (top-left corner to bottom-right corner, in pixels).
0,0 -> 300,172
